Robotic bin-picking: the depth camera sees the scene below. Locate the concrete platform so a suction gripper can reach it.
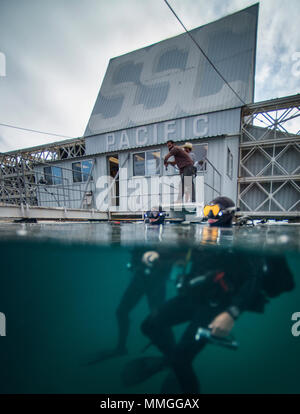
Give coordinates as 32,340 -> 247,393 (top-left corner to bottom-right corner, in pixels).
0,204 -> 108,221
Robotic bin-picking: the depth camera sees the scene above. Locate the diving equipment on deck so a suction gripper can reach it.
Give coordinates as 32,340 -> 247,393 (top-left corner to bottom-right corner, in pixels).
161,202 -> 204,223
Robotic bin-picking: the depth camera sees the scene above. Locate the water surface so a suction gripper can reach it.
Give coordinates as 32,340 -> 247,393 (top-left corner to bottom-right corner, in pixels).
0,222 -> 299,393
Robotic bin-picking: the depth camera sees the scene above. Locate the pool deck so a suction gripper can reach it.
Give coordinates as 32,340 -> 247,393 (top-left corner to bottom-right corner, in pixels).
0,203 -> 299,223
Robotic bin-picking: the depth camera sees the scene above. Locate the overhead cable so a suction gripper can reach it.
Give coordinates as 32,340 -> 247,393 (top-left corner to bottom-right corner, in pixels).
163,0 -> 246,105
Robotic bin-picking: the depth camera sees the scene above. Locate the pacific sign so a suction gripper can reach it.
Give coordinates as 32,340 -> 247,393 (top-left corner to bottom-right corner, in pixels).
85,108 -> 240,155
105,115 -> 208,152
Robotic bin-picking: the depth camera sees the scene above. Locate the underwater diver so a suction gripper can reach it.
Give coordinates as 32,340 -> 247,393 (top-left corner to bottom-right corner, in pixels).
123,249 -> 265,393
121,197 -> 295,393
89,244 -> 180,364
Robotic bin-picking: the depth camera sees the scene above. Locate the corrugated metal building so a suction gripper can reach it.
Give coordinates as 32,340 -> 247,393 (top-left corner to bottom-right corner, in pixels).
36,4 -> 259,212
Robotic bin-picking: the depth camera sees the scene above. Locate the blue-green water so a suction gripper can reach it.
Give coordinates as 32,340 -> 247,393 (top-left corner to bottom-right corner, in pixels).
0,222 -> 299,394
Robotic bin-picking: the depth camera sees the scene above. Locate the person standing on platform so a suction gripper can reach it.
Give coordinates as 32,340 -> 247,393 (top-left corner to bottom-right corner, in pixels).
164,140 -> 195,202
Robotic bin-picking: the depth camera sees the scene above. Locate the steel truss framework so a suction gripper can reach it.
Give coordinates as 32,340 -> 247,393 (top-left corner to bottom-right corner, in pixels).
238,94 -> 300,218
0,138 -> 85,205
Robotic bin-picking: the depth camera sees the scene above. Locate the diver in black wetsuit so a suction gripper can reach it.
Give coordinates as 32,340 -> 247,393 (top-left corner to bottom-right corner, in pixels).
144,206 -> 166,225
122,197 -> 295,393
90,245 -> 179,363
112,248 -> 174,357
138,248 -> 264,393
203,196 -> 236,227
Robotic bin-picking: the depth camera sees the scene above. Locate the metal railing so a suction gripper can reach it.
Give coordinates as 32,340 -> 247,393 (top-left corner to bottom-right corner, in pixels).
101,157 -> 221,212
203,158 -> 221,199
1,154 -> 222,212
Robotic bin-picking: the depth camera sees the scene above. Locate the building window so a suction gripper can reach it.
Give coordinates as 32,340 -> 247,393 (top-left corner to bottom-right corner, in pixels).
133,150 -> 161,176
192,143 -> 208,172
227,147 -> 233,179
72,160 -> 93,183
43,166 -> 63,185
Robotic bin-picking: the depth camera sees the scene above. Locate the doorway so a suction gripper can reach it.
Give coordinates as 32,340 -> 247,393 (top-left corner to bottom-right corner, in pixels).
107,155 -> 119,207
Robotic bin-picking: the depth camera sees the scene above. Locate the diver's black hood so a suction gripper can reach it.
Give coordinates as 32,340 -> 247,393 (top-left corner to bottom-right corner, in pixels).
211,196 -> 235,209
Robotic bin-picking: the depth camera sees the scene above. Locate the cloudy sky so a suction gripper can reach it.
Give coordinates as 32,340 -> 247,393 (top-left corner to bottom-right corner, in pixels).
0,0 -> 299,152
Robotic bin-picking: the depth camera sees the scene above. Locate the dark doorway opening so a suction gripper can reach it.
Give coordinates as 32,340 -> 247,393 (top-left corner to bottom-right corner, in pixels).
107,155 -> 119,207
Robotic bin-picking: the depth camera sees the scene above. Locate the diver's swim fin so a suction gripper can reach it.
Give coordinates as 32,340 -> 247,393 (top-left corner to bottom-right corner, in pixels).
88,347 -> 128,365
121,356 -> 165,387
160,371 -> 181,394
